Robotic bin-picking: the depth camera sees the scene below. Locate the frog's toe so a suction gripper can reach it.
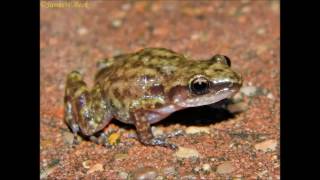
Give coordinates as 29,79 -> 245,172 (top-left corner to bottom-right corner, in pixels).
167,143 -> 178,150
155,129 -> 184,141
89,132 -> 108,146
166,129 -> 185,138
149,138 -> 178,150
89,135 -> 99,144
71,134 -> 82,147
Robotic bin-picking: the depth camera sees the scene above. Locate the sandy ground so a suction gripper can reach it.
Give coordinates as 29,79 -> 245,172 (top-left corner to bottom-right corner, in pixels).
40,1 -> 280,179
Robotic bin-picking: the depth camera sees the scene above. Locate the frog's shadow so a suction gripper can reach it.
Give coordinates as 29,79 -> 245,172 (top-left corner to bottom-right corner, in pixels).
112,104 -> 235,130
157,105 -> 235,127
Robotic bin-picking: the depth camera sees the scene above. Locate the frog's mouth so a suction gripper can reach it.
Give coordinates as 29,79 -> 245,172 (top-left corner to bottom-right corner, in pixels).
177,88 -> 238,108
149,85 -> 240,124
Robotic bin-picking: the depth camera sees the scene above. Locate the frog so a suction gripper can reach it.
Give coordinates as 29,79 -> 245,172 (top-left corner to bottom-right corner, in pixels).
64,48 -> 242,149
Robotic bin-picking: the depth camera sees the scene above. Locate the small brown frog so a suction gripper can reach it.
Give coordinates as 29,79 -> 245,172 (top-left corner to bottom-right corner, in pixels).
64,48 -> 242,149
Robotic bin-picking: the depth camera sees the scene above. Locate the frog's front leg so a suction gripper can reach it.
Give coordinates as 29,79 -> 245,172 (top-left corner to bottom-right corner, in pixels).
131,109 -> 178,150
64,71 -> 113,144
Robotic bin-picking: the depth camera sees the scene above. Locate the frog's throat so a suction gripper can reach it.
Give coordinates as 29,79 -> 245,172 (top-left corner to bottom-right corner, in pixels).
177,89 -> 237,107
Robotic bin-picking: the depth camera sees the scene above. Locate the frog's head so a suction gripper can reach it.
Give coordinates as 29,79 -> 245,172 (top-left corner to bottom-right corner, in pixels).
168,55 -> 242,108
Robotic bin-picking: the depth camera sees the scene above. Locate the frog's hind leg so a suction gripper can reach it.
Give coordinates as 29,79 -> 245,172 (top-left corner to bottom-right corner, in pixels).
131,109 -> 178,150
64,71 -> 113,145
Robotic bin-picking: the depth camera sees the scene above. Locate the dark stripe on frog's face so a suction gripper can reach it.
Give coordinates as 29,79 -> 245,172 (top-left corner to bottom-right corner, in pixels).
213,69 -> 224,73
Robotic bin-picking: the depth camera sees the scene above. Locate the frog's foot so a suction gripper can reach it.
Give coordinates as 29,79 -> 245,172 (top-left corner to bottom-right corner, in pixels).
64,71 -> 113,139
64,111 -> 81,147
146,137 -> 178,150
152,129 -> 184,148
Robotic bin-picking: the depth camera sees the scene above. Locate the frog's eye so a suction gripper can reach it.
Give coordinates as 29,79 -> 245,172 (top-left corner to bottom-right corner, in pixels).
211,55 -> 231,67
189,76 -> 211,95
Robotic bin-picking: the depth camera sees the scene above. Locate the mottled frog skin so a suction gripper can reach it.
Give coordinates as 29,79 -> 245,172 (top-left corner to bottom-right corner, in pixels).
64,48 -> 242,149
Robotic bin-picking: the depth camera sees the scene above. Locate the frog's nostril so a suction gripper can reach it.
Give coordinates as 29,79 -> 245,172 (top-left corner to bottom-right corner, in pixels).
190,77 -> 210,95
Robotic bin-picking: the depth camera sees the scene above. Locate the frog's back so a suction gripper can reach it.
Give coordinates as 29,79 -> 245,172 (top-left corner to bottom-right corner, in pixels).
95,48 -> 186,83
94,48 -> 187,123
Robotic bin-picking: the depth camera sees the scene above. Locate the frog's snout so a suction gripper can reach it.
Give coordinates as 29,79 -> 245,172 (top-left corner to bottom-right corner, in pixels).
212,80 -> 241,93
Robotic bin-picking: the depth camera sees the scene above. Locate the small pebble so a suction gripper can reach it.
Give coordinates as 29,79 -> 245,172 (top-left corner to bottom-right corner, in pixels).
58,83 -> 64,90
181,174 -> 197,180
62,131 -> 74,145
151,126 -> 164,136
191,33 -> 200,40
193,166 -> 201,173
210,158 -> 216,162
190,32 -> 208,42
232,174 -> 244,180
162,166 -> 176,176
254,139 -> 277,152
77,27 -> 88,36
231,92 -> 244,102
82,160 -> 92,169
202,163 -> 211,172
40,165 -> 58,179
114,153 -> 128,161
256,45 -> 268,55
87,163 -> 104,174
174,147 -> 200,159
227,102 -> 248,114
240,86 -> 258,97
257,27 -> 266,35
261,88 -> 269,95
267,93 -> 274,99
272,155 -> 278,161
257,170 -> 268,177
111,19 -> 122,28
121,3 -> 131,11
118,171 -> 129,179
216,161 -> 235,174
185,126 -> 210,135
271,1 -> 279,12
241,6 -> 251,13
132,167 -> 158,180
155,176 -> 165,180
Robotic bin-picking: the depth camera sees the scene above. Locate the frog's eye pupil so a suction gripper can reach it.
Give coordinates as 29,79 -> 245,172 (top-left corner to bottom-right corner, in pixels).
223,56 -> 231,67
190,77 -> 210,95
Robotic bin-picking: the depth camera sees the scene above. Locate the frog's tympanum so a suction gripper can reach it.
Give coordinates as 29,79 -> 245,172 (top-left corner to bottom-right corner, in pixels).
64,48 -> 242,149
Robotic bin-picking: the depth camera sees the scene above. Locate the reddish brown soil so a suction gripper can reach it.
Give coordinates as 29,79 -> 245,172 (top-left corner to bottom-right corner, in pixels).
40,1 -> 279,179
